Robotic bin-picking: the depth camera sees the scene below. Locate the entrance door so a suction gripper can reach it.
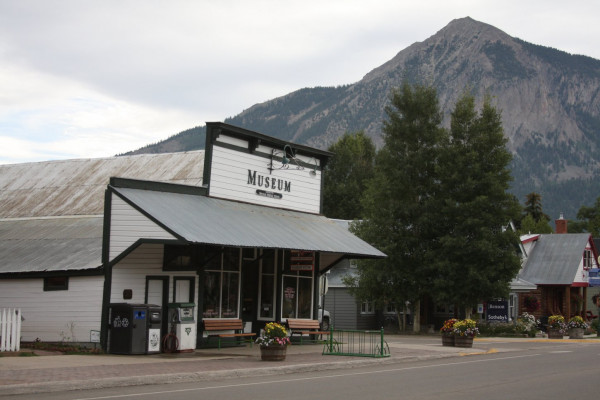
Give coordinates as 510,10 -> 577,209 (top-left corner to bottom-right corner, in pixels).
145,276 -> 169,338
242,260 -> 259,333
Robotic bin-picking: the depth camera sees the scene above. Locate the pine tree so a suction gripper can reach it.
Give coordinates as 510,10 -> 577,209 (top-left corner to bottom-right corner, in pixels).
432,93 -> 521,313
349,83 -> 445,322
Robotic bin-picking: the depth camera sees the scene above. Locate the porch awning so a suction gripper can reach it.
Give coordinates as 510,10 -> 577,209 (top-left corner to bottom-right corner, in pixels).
112,186 -> 386,259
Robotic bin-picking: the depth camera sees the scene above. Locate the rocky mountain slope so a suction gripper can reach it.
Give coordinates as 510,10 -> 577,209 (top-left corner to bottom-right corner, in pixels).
128,17 -> 600,221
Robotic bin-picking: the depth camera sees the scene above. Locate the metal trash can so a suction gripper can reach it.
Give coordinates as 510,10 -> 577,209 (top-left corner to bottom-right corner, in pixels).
108,303 -> 162,354
146,305 -> 162,354
167,302 -> 196,352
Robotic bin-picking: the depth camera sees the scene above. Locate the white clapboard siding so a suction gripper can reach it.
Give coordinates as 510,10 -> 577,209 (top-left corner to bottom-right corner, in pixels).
0,276 -> 103,342
209,145 -> 321,213
109,194 -> 176,261
110,243 -> 200,312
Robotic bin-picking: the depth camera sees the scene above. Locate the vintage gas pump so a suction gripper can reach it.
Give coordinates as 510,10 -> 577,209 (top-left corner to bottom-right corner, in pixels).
167,302 -> 196,352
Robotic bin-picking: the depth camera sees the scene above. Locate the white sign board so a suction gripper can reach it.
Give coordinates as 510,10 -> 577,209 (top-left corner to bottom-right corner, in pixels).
209,135 -> 322,213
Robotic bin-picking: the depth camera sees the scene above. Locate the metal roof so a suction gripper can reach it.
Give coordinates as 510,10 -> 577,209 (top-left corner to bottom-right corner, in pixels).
510,276 -> 537,292
519,233 -> 591,285
0,216 -> 103,274
0,151 -> 204,218
112,186 -> 386,259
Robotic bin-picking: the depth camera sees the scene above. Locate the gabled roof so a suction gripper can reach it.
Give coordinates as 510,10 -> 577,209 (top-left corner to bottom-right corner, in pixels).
519,233 -> 592,285
510,276 -> 537,292
0,216 -> 103,275
0,151 -> 205,275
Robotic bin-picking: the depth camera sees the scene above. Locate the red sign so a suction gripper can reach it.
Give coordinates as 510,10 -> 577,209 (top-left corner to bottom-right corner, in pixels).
290,250 -> 314,271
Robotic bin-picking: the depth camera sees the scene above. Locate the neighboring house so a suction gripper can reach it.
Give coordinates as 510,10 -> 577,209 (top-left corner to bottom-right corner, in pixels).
516,216 -> 599,322
323,259 -> 380,330
0,151 -> 205,343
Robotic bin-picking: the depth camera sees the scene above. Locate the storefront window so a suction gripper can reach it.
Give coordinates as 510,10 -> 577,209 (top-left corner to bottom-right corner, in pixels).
258,250 -> 276,320
203,247 -> 241,318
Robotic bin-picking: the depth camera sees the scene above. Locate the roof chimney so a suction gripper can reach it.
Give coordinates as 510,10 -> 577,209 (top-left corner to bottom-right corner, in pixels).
555,213 -> 567,234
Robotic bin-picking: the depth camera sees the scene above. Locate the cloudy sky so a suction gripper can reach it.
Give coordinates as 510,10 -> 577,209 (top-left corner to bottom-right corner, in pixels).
1,0 -> 598,165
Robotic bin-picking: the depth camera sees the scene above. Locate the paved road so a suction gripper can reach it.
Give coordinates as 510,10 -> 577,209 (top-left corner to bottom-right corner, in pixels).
3,337 -> 598,400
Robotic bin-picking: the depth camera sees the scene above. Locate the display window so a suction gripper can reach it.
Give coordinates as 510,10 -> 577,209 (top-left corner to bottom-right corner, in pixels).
202,247 -> 241,318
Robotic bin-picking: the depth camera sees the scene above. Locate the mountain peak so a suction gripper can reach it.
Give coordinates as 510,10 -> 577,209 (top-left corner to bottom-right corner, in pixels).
131,18 -> 600,222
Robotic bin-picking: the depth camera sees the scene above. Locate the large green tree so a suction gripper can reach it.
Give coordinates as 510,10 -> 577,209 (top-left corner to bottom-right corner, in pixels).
431,92 -> 522,314
570,196 -> 600,235
322,131 -> 376,219
519,213 -> 554,234
346,83 -> 445,327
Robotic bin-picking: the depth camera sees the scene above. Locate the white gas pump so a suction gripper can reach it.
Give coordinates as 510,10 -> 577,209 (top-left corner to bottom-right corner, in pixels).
167,302 -> 197,352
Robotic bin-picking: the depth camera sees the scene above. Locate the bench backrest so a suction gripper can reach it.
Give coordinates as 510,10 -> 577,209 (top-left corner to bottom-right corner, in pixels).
204,319 -> 243,331
287,319 -> 321,330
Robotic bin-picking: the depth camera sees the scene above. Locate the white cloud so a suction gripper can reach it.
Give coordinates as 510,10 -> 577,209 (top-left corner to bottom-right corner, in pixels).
0,0 -> 598,164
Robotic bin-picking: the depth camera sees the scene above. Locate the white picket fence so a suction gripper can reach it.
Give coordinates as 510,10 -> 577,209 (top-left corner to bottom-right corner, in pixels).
0,308 -> 21,352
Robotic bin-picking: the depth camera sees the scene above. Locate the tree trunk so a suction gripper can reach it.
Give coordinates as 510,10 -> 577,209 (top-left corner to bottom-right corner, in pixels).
413,300 -> 420,333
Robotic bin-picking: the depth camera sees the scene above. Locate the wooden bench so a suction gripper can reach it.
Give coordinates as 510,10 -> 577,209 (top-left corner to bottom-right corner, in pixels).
287,318 -> 330,344
203,319 -> 256,349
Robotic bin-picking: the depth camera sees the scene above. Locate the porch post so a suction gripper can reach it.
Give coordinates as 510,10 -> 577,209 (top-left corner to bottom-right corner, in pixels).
565,286 -> 571,318
583,286 -> 588,317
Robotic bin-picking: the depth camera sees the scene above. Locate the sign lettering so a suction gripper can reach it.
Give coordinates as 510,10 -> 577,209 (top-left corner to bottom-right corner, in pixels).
247,170 -> 291,192
486,300 -> 509,323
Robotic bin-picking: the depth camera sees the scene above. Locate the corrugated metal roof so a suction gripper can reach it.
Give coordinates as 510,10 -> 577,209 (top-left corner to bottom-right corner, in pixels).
113,187 -> 386,258
0,151 -> 204,218
0,216 -> 103,274
519,233 -> 591,285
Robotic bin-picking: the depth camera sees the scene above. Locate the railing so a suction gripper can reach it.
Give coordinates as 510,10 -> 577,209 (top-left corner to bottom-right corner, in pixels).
1,308 -> 22,352
322,327 -> 390,358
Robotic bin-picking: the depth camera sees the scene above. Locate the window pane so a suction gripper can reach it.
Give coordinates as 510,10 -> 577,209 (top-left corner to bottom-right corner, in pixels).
203,272 -> 220,318
297,277 -> 312,318
44,276 -> 69,291
204,249 -> 221,271
262,250 -> 275,274
221,272 -> 239,318
223,248 -> 240,271
259,273 -> 275,318
164,245 -> 194,269
282,276 -> 297,319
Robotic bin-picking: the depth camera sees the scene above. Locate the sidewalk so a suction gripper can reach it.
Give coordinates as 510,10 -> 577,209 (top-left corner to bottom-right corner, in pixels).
0,335 -> 546,396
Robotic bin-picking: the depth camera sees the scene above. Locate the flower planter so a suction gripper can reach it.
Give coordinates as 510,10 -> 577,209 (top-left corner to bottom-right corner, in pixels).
441,335 -> 455,347
547,329 -> 563,339
568,327 -> 584,339
454,336 -> 474,348
260,345 -> 287,361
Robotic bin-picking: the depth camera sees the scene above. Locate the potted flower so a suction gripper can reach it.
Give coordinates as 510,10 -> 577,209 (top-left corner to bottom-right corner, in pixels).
255,322 -> 291,361
566,315 -> 588,339
452,319 -> 479,348
440,318 -> 458,346
547,315 -> 566,339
